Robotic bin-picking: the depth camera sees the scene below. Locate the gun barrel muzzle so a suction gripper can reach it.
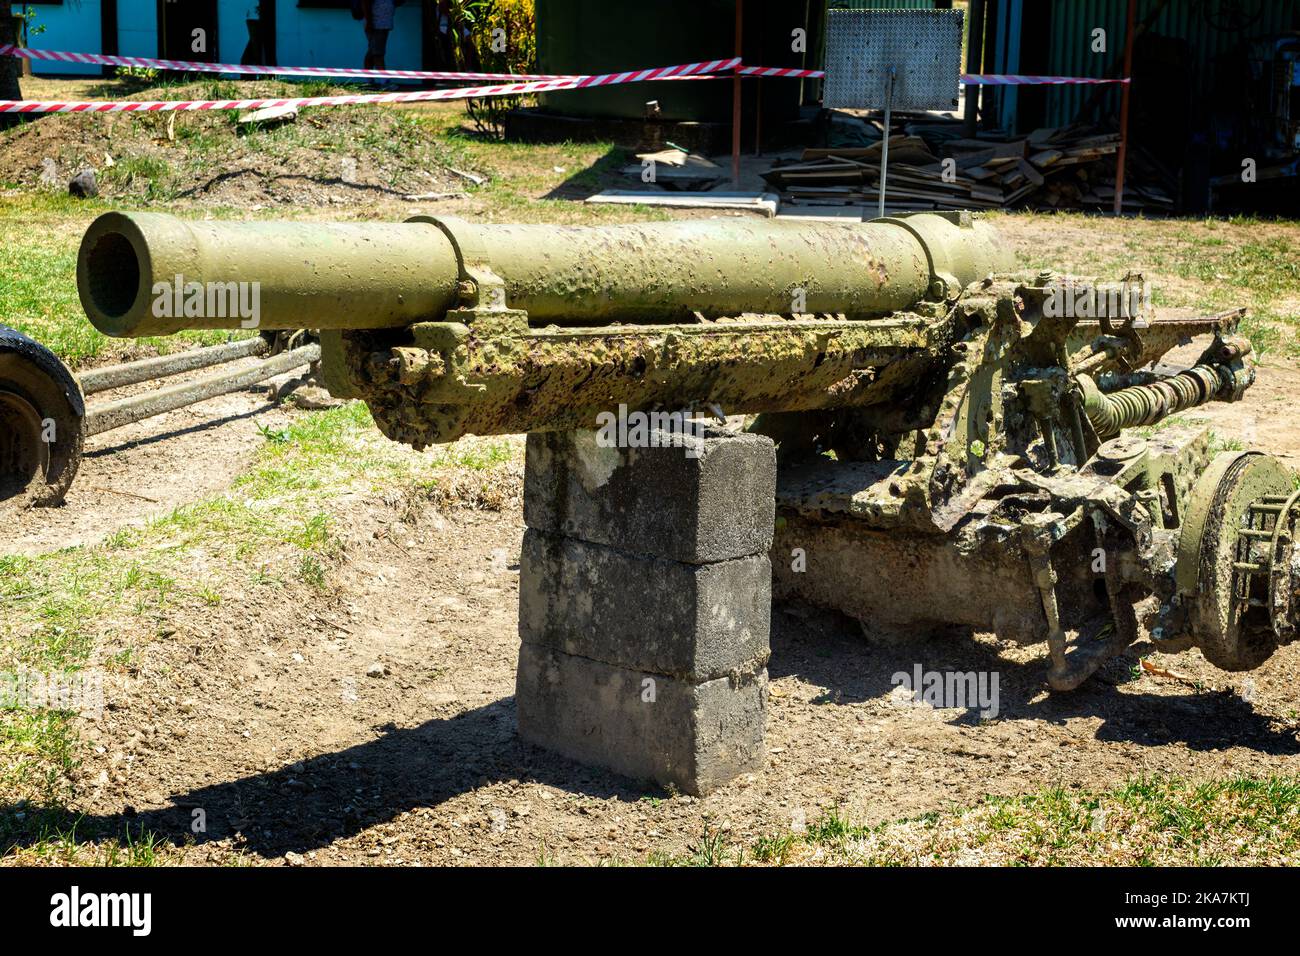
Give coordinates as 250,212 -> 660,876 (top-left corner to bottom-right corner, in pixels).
78,212 -> 461,337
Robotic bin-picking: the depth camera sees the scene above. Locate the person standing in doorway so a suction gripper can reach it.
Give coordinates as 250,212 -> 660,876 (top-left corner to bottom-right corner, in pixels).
362,0 -> 396,72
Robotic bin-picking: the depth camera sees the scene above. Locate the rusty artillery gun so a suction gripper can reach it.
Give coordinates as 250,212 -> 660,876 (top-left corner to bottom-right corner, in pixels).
76,210 -> 1299,692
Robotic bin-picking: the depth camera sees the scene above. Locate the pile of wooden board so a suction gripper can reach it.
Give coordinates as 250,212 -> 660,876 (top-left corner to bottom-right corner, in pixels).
764,123 -> 1174,213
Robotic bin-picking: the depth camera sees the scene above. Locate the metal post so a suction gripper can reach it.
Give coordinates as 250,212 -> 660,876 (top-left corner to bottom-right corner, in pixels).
877,68 -> 896,220
982,0 -> 999,133
799,0 -> 811,106
963,0 -> 985,138
732,0 -> 744,186
1112,0 -> 1137,215
754,9 -> 765,156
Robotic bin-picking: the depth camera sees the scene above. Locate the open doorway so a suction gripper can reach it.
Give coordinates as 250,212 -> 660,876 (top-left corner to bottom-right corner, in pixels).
158,0 -> 220,62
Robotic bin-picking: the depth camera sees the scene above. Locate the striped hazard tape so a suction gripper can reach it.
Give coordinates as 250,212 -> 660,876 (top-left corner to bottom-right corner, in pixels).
962,74 -> 1129,85
0,43 -> 571,82
0,57 -> 741,114
736,67 -> 1127,85
0,43 -> 1130,114
738,65 -> 826,78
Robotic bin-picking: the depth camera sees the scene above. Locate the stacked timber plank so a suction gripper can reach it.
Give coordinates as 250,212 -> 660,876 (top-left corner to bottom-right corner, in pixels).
765,123 -> 1174,213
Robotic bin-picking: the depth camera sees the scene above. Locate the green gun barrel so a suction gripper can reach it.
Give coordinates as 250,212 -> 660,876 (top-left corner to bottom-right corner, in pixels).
78,210 -> 1012,337
77,209 -> 1013,446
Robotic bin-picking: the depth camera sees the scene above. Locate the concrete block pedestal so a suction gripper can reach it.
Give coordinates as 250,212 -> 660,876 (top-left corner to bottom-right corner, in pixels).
516,427 -> 776,795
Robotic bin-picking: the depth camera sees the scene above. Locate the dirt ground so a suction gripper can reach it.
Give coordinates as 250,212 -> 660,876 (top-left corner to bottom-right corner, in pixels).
2,209 -> 1298,866
1,79 -> 468,209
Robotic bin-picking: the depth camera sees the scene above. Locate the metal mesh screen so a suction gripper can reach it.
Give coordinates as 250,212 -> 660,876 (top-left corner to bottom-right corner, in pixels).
823,9 -> 964,112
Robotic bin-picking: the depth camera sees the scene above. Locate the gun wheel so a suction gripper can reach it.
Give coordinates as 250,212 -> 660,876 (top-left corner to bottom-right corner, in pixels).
1177,451 -> 1293,670
0,325 -> 85,507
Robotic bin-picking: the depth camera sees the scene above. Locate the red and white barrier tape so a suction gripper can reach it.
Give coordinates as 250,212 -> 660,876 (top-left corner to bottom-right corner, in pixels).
961,74 -> 1129,85
737,65 -> 826,78
0,42 -> 1131,113
739,69 -> 1128,85
736,67 -> 1127,85
0,57 -> 740,113
0,43 -> 571,82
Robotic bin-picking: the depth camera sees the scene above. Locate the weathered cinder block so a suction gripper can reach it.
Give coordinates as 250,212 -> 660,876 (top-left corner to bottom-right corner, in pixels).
523,426 -> 776,564
519,529 -> 771,682
516,643 -> 767,796
516,426 -> 775,793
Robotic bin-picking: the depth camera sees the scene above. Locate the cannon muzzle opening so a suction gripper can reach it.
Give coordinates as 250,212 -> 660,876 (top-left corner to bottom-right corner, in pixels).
78,211 -> 460,338
82,226 -> 143,324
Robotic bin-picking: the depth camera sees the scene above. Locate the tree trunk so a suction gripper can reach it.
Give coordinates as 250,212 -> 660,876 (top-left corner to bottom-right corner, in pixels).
1,15 -> 23,130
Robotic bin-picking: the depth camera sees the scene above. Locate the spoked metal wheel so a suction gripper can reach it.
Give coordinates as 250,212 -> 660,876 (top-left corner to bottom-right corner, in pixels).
0,325 -> 85,507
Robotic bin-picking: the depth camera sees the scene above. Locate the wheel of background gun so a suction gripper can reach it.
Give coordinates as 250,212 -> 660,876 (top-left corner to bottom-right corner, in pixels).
0,326 -> 85,507
1178,451 -> 1293,671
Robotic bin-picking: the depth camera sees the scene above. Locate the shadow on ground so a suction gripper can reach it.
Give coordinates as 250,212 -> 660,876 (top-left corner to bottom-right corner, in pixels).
539,147 -> 632,201
770,604 -> 1300,753
88,401 -> 279,458
4,600 -> 1297,858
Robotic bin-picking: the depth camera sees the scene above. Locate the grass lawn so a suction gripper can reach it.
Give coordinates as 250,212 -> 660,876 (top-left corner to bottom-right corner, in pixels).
628,775 -> 1300,866
991,210 -> 1300,358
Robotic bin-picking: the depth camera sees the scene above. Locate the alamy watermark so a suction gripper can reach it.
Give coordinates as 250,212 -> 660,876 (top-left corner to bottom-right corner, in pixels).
151,275 -> 261,329
49,886 -> 151,936
891,664 -> 1000,719
594,403 -> 723,459
0,669 -> 104,719
1043,278 -> 1151,322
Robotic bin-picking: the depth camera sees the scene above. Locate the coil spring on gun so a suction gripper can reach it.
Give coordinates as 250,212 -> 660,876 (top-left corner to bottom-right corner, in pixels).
1085,366 -> 1224,438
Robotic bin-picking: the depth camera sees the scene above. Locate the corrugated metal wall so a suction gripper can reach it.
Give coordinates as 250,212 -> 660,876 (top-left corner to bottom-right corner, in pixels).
537,0 -> 807,121
1037,0 -> 1300,129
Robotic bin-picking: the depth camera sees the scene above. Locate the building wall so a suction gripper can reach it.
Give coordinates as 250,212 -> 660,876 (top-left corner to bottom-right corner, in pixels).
117,0 -> 155,59
276,2 -> 422,73
831,0 -> 939,8
994,0 -> 1300,131
10,1 -> 104,75
1045,0 -> 1300,106
219,1 -> 252,65
538,0 -> 811,122
9,0 -> 424,75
